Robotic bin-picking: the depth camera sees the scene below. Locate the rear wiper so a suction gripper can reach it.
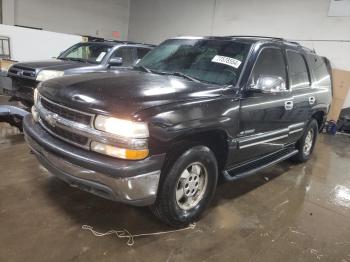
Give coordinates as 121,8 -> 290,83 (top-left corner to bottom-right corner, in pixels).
133,65 -> 152,73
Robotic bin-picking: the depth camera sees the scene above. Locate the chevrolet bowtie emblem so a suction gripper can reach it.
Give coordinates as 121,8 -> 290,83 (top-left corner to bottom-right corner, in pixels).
45,114 -> 58,127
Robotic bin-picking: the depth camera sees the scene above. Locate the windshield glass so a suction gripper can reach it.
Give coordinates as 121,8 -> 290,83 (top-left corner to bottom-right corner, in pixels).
137,38 -> 251,85
59,43 -> 111,64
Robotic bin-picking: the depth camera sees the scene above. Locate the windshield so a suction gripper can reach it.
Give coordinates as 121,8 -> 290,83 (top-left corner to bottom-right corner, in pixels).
137,38 -> 251,85
59,43 -> 111,64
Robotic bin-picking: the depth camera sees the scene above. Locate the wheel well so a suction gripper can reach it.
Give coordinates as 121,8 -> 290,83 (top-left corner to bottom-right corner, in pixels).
166,130 -> 229,173
312,111 -> 325,131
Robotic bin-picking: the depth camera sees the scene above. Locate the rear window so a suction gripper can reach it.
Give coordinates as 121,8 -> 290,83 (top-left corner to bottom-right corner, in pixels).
286,50 -> 310,89
307,54 -> 331,87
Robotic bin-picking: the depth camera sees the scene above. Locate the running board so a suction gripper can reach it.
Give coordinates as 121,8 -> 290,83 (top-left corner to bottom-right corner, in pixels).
223,149 -> 299,181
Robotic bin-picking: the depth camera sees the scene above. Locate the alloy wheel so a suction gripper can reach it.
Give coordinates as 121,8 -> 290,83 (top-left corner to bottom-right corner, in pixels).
175,162 -> 208,210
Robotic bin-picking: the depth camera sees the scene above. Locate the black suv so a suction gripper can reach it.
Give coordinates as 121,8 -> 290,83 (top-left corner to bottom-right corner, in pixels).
5,40 -> 154,108
23,36 -> 332,226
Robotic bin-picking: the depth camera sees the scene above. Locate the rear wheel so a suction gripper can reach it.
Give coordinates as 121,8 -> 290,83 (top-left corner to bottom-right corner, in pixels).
151,145 -> 218,227
291,119 -> 318,162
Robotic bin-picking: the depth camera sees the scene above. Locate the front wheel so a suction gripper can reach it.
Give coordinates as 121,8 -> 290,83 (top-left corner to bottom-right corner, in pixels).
291,119 -> 318,162
151,145 -> 218,227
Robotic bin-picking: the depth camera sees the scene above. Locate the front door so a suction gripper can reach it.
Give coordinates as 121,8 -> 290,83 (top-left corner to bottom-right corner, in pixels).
233,46 -> 294,164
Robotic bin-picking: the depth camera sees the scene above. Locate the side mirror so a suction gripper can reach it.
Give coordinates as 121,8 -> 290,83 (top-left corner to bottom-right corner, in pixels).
109,57 -> 123,67
250,75 -> 287,94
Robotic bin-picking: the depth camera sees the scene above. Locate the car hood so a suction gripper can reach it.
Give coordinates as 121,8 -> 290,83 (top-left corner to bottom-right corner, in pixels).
14,59 -> 96,72
38,70 -> 225,118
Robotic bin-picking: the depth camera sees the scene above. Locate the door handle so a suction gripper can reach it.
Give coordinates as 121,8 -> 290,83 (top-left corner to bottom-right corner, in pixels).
285,100 -> 293,110
309,96 -> 316,105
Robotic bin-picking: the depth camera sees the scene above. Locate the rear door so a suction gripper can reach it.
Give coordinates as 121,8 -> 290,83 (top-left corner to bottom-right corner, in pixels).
234,45 -> 294,164
285,49 -> 313,142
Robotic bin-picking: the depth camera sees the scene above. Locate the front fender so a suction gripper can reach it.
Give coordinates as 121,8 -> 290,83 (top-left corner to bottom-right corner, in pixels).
138,97 -> 241,154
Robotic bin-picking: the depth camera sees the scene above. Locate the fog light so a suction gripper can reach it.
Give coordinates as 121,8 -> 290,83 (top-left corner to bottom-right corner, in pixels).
91,141 -> 149,160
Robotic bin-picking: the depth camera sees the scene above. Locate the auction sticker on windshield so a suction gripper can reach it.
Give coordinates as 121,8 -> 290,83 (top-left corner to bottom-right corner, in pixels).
211,55 -> 242,68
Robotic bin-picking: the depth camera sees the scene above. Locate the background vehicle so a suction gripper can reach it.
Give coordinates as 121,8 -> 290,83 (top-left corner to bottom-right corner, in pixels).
337,107 -> 350,133
23,36 -> 332,226
4,40 -> 154,108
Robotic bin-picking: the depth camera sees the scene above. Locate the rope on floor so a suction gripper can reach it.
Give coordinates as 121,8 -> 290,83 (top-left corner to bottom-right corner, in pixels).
81,223 -> 196,246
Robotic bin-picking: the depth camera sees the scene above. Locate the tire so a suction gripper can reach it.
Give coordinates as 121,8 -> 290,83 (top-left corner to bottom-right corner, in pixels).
151,145 -> 218,227
291,119 -> 318,163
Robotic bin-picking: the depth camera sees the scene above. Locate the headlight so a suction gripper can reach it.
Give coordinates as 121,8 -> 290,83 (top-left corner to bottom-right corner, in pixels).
36,70 -> 64,82
94,115 -> 149,138
93,115 -> 149,159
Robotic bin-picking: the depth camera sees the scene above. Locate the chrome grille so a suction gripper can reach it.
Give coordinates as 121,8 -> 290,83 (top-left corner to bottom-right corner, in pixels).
37,96 -> 94,148
9,65 -> 36,78
40,97 -> 92,125
41,118 -> 89,145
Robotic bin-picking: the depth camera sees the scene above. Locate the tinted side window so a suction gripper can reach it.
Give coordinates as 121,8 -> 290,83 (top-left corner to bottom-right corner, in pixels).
137,48 -> 151,59
307,54 -> 331,86
251,48 -> 287,84
112,47 -> 136,66
286,50 -> 310,89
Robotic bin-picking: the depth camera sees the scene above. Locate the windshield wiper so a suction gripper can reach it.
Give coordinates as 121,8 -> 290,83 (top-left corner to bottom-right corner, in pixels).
166,72 -> 200,83
61,57 -> 88,63
133,65 -> 152,73
134,68 -> 202,83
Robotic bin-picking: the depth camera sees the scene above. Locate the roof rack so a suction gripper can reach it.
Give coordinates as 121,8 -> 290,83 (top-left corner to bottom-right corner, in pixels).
229,35 -> 285,41
229,35 -> 301,46
89,38 -> 156,47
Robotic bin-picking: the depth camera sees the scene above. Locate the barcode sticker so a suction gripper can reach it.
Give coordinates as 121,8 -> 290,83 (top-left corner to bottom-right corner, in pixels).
211,55 -> 242,68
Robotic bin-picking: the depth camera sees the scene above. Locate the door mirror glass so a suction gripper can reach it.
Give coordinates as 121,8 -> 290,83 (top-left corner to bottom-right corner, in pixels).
109,57 -> 123,66
251,75 -> 287,93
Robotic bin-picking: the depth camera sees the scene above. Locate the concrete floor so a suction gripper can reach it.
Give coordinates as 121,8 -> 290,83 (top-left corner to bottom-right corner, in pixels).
0,119 -> 350,261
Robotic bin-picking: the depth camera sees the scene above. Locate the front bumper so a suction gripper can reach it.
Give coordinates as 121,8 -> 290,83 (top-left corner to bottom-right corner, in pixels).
23,114 -> 165,206
0,105 -> 30,118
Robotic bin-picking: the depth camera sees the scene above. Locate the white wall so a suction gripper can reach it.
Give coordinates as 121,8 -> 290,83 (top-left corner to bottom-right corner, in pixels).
3,0 -> 130,40
2,0 -> 15,25
0,24 -> 81,61
128,0 -> 350,70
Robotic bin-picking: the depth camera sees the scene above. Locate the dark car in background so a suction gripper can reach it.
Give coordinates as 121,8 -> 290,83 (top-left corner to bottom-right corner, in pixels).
23,36 -> 332,226
338,107 -> 350,132
5,40 -> 154,108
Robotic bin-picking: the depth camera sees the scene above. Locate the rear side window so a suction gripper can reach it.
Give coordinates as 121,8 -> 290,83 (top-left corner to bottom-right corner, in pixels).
286,50 -> 310,89
251,47 -> 287,84
307,54 -> 331,87
137,48 -> 151,59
